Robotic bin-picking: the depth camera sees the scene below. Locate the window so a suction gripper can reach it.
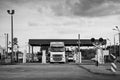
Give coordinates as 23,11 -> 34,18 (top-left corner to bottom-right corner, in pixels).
50,47 -> 65,52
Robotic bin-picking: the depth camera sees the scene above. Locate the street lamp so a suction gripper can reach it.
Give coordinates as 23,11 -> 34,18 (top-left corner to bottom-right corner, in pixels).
7,10 -> 15,63
113,26 -> 120,57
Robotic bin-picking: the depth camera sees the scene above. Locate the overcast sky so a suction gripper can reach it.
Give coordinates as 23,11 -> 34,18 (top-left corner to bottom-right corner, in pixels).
0,0 -> 120,49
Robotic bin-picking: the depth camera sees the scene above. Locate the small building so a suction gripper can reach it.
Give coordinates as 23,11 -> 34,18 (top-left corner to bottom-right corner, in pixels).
0,45 -> 4,63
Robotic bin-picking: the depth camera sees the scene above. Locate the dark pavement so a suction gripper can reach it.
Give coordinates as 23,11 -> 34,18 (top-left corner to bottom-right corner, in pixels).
0,63 -> 120,80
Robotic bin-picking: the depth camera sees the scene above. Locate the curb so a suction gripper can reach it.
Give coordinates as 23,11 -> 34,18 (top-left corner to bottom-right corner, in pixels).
77,64 -> 120,76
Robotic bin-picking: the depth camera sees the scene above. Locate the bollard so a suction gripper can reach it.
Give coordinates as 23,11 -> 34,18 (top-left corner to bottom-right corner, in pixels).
110,54 -> 117,72
111,62 -> 117,72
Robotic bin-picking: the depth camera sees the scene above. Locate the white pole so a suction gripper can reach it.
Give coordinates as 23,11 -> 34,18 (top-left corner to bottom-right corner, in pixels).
42,50 -> 46,64
78,34 -> 81,63
23,50 -> 26,63
79,52 -> 81,63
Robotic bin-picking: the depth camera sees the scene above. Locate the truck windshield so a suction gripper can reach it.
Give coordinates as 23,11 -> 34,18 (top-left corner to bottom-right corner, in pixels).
50,47 -> 65,52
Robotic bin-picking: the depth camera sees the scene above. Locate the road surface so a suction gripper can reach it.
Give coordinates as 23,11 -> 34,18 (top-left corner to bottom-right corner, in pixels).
0,63 -> 120,80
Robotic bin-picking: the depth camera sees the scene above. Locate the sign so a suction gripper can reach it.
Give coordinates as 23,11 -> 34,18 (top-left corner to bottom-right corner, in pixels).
103,50 -> 109,56
13,45 -> 18,51
50,42 -> 64,47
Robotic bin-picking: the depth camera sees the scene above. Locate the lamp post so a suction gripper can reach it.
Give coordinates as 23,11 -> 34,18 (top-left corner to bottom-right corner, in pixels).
7,10 -> 15,63
113,26 -> 120,57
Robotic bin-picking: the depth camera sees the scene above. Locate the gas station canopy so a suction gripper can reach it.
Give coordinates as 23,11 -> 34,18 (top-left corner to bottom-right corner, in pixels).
29,39 -> 106,46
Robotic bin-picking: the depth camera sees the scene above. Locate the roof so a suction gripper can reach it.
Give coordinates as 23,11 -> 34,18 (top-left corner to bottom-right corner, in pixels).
29,39 -> 106,46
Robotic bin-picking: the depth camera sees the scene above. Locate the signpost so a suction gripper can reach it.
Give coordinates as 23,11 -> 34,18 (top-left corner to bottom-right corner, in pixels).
91,38 -> 104,66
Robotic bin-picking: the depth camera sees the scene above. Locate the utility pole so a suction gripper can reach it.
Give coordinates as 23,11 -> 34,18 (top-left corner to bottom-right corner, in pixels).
7,10 -> 15,64
78,34 -> 81,63
78,34 -> 80,53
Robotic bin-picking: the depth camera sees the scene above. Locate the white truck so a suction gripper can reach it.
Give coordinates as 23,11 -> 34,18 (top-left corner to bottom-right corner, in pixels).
49,42 -> 66,63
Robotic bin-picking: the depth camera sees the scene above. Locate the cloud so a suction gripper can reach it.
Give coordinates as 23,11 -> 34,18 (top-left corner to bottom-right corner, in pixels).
51,0 -> 120,17
28,22 -> 39,27
72,0 -> 120,17
1,0 -> 120,17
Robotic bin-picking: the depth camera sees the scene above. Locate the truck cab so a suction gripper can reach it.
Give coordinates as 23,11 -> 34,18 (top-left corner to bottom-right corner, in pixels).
49,42 -> 66,63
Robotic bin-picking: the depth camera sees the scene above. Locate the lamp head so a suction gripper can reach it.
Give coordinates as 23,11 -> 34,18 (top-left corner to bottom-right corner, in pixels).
7,10 -> 15,15
99,38 -> 103,43
91,38 -> 95,43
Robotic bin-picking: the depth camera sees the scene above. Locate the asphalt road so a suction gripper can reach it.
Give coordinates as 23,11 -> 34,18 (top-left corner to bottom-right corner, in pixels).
0,63 -> 120,80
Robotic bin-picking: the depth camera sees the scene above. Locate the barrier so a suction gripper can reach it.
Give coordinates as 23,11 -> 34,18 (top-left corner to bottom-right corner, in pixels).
110,54 -> 116,60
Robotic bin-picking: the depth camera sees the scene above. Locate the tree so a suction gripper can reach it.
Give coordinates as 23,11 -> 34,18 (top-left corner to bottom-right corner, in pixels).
81,49 -> 96,60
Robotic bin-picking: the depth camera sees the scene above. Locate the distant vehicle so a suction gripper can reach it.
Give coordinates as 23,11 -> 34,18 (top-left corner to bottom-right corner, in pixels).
49,42 -> 66,63
66,50 -> 75,62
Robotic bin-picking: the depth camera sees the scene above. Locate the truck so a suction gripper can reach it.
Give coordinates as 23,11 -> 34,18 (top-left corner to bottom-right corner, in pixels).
49,42 -> 66,63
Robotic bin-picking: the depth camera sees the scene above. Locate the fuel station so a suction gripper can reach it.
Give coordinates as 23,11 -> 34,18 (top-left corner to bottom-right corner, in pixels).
28,39 -> 106,64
